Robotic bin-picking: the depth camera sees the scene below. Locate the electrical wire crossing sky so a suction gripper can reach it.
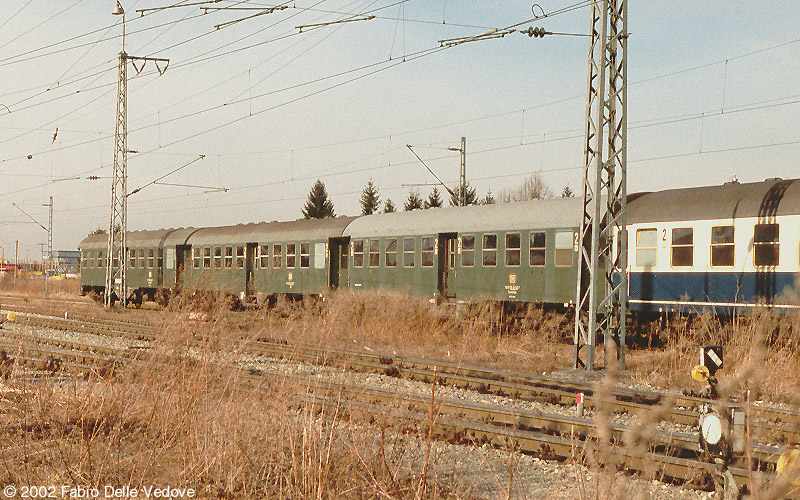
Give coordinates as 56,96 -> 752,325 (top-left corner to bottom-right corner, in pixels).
0,1 -> 798,260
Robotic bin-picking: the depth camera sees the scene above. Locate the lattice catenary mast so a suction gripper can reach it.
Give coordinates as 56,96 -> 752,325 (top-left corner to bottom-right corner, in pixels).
574,0 -> 628,371
105,2 -> 168,308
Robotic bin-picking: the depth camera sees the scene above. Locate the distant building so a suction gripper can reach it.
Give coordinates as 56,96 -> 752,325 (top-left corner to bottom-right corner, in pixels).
51,250 -> 80,274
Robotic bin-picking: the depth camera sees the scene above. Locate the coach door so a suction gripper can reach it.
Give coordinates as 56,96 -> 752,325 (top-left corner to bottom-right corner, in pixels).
245,243 -> 257,300
437,233 -> 457,302
175,245 -> 190,288
329,237 -> 349,288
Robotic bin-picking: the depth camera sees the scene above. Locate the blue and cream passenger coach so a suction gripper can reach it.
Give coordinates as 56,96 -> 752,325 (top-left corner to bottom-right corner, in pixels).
626,178 -> 800,313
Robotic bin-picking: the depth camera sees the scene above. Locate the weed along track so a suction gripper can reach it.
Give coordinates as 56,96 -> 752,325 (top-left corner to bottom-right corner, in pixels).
0,307 -> 798,496
4,305 -> 799,448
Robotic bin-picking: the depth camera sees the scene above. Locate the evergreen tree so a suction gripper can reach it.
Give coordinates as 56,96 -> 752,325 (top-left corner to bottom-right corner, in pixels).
384,198 -> 396,213
481,190 -> 496,205
404,190 -> 423,211
423,187 -> 443,209
449,182 -> 478,206
561,185 -> 574,198
301,180 -> 335,219
89,228 -> 106,236
360,179 -> 381,215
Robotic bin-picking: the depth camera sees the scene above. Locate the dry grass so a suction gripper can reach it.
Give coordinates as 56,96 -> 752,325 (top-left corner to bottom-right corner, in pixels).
2,286 -> 799,499
0,319 -> 469,499
0,275 -> 81,298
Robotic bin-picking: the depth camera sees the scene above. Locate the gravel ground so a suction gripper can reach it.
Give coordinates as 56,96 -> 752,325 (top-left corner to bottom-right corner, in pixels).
0,319 -> 719,499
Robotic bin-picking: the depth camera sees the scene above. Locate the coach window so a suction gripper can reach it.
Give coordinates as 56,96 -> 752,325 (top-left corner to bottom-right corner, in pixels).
224,246 -> 233,268
192,248 -> 201,269
128,249 -> 136,269
286,243 -> 296,268
314,242 -> 326,269
157,249 -> 164,268
203,247 -> 211,268
530,232 -> 546,266
385,239 -> 398,267
272,244 -> 282,268
259,245 -> 269,269
99,251 -> 105,268
754,223 -> 779,266
138,249 -> 146,268
711,226 -> 734,267
213,247 -> 222,268
482,234 -> 497,267
461,235 -> 475,267
635,228 -> 657,267
301,243 -> 310,268
148,249 -> 155,269
353,240 -> 364,267
403,238 -> 415,268
554,231 -> 573,267
422,237 -> 435,267
506,233 -> 521,267
236,245 -> 245,269
366,239 -> 379,267
671,227 -> 693,267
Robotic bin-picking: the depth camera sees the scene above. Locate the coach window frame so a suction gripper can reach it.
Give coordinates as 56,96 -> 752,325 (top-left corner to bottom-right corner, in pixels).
482,234 -> 497,267
259,245 -> 269,269
203,247 -> 211,269
753,223 -> 779,267
128,249 -> 136,269
403,237 -> 415,268
554,231 -> 574,267
192,248 -> 201,269
461,235 -> 475,267
635,228 -> 658,267
505,232 -> 521,267
352,239 -> 365,268
272,244 -> 282,268
530,231 -> 546,267
236,245 -> 245,269
138,248 -> 146,268
368,239 -> 380,267
421,237 -> 435,267
213,246 -> 222,268
710,225 -> 735,267
385,238 -> 398,267
671,227 -> 694,267
224,246 -> 233,268
300,242 -> 310,268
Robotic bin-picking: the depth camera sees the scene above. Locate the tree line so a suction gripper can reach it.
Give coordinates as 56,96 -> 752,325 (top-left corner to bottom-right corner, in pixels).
301,173 -> 574,219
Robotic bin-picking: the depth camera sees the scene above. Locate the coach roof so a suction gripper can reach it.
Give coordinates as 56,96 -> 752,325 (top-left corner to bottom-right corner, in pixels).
627,178 -> 800,223
187,216 -> 356,246
343,196 -> 586,238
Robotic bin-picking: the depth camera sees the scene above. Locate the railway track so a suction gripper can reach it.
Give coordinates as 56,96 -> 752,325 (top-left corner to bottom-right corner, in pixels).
2,304 -> 799,448
0,335 -> 788,492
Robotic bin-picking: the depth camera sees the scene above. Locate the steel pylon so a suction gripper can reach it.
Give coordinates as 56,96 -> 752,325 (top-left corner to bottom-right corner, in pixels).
574,0 -> 628,371
105,51 -> 128,308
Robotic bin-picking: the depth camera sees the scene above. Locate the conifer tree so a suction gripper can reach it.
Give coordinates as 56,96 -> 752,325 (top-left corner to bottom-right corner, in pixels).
360,180 -> 381,215
424,187 -> 443,209
301,180 -> 335,219
384,199 -> 396,213
561,185 -> 574,198
404,190 -> 423,211
481,190 -> 496,205
449,182 -> 478,206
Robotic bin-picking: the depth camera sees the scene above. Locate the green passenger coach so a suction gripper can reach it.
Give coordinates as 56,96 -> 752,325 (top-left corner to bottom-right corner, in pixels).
341,198 -> 584,305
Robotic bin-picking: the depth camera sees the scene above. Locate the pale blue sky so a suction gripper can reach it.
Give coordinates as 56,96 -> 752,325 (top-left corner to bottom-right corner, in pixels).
0,1 -> 798,260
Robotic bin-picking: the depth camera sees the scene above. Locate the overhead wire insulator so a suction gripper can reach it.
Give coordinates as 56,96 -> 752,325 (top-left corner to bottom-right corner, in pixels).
521,26 -> 547,38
